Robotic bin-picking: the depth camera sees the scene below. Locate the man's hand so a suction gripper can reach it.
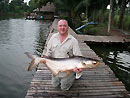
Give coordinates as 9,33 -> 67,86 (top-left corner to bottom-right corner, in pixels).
41,55 -> 47,58
41,55 -> 47,63
73,67 -> 82,73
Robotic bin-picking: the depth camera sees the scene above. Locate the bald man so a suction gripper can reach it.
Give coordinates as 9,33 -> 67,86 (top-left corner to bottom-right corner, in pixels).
42,19 -> 82,90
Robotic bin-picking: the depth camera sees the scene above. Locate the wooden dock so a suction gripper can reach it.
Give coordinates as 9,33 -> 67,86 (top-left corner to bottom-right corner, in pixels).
77,35 -> 130,43
25,19 -> 130,98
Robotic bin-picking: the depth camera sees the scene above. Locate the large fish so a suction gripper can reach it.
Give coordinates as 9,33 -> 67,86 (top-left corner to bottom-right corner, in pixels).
25,52 -> 100,77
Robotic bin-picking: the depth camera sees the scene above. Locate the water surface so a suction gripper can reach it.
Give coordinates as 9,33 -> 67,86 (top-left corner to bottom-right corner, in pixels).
89,44 -> 130,91
0,19 -> 51,98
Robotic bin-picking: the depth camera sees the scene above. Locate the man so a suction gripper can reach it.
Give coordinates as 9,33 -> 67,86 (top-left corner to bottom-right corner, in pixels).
42,19 -> 82,90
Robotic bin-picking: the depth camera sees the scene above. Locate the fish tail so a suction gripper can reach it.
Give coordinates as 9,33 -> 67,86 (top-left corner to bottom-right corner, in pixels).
27,58 -> 41,71
25,52 -> 35,59
27,59 -> 35,71
25,52 -> 42,71
52,71 -> 70,77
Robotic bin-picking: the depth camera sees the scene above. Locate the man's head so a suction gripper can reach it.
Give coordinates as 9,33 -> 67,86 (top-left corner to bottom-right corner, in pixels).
57,19 -> 69,36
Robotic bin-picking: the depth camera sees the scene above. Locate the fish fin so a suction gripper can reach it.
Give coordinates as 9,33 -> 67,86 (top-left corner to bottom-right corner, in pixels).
27,59 -> 35,71
53,71 -> 70,77
65,70 -> 70,77
67,52 -> 74,58
76,72 -> 83,79
25,52 -> 36,59
95,61 -> 100,66
53,73 -> 56,77
52,72 -> 59,77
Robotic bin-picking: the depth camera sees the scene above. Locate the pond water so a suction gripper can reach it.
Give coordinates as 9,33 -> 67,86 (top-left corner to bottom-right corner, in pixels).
89,44 -> 130,91
0,19 -> 51,98
0,18 -> 129,98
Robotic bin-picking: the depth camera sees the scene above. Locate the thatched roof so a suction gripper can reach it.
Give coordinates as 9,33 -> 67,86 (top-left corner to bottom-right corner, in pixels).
33,8 -> 39,12
33,2 -> 55,12
40,2 -> 55,12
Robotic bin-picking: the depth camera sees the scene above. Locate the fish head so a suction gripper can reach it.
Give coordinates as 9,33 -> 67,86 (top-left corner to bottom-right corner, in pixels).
80,59 -> 100,69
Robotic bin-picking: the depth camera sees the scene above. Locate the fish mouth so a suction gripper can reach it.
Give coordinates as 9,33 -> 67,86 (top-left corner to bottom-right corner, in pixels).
93,61 -> 100,66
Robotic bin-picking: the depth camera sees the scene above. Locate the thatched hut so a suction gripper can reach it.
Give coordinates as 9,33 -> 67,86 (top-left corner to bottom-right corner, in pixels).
33,2 -> 55,20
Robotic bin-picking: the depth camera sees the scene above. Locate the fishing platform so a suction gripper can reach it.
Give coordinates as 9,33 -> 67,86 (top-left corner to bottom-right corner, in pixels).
25,19 -> 130,98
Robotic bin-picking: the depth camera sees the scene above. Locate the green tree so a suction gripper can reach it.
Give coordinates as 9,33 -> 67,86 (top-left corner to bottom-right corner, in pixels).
9,0 -> 24,12
28,0 -> 36,11
54,0 -> 82,24
9,0 -> 28,12
33,0 -> 52,10
75,0 -> 90,22
0,0 -> 9,13
118,0 -> 130,29
8,0 -> 28,17
100,0 -> 109,23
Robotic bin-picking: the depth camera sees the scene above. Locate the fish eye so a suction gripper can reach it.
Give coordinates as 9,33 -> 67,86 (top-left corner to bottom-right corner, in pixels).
81,62 -> 86,66
93,61 -> 97,64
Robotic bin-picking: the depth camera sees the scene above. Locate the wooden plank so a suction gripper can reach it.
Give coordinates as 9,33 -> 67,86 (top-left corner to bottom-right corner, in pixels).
77,35 -> 130,43
25,19 -> 130,98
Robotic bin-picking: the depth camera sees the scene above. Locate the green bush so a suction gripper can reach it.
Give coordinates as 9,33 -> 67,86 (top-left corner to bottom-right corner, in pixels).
113,14 -> 130,31
59,15 -> 72,25
60,15 -> 83,29
123,15 -> 130,30
104,10 -> 109,23
81,25 -> 100,35
79,23 -> 108,35
114,15 -> 119,26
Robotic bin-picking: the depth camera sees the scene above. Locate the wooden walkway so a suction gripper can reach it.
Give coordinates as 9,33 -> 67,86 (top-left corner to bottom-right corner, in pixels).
77,35 -> 130,43
25,19 -> 130,98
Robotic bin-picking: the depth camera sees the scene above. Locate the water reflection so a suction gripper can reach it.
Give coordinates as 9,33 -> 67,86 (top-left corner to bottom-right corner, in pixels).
89,44 -> 130,91
34,21 -> 52,56
0,19 -> 51,98
0,20 -> 11,44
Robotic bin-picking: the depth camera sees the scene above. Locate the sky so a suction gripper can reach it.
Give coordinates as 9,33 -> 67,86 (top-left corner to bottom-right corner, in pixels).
9,0 -> 30,3
24,0 -> 30,3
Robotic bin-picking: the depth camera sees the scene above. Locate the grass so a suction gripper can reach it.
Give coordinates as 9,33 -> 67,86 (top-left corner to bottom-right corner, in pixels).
78,23 -> 109,36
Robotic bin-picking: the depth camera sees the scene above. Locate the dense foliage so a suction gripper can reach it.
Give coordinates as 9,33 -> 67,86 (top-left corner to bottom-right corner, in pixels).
0,0 -> 130,31
0,0 -> 28,18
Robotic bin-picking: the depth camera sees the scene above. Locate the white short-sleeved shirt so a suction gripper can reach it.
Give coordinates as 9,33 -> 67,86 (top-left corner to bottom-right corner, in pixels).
45,33 -> 82,79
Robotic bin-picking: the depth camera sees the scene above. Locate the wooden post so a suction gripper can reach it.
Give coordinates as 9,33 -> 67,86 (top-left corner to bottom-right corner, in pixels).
108,0 -> 113,33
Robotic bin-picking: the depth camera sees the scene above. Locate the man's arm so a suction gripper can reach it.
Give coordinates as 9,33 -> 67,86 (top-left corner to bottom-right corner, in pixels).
72,38 -> 83,79
41,35 -> 54,57
72,39 -> 82,56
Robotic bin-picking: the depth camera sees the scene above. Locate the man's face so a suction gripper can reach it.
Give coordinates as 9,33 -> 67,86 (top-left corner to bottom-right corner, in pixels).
57,20 -> 69,35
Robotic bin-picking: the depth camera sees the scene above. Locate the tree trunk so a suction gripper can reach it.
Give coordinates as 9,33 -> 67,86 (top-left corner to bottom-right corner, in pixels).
111,9 -> 115,26
85,6 -> 88,22
78,14 -> 82,21
101,6 -> 105,23
118,0 -> 126,29
108,0 -> 113,33
93,8 -> 96,22
70,9 -> 75,24
111,0 -> 115,26
111,0 -> 117,26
